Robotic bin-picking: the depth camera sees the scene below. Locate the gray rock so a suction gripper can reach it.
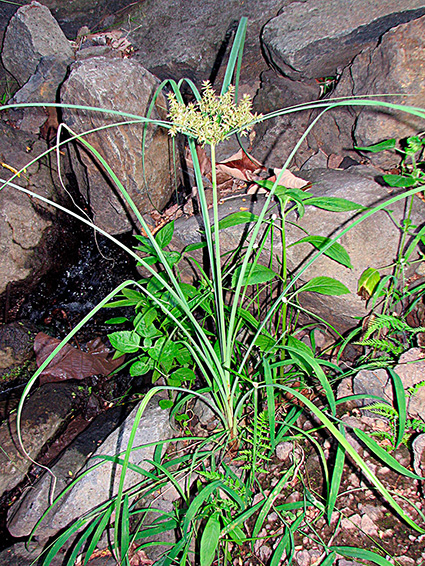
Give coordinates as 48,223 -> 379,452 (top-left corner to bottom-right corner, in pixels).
0,542 -> 44,566
352,368 -> 391,406
8,395 -> 173,539
394,348 -> 425,420
286,167 -> 425,331
7,403 -> 133,538
0,382 -> 78,498
252,69 -> 320,168
61,56 -> 176,234
173,167 -> 425,332
261,0 -> 425,80
8,55 -> 69,135
2,1 -> 74,87
353,349 -> 425,421
353,16 -> 425,168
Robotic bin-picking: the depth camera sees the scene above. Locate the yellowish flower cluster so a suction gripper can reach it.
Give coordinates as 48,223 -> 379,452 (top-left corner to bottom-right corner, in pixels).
167,81 -> 261,146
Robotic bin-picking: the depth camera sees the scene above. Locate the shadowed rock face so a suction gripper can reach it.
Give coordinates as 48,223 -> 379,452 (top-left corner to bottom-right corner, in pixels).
2,1 -> 74,87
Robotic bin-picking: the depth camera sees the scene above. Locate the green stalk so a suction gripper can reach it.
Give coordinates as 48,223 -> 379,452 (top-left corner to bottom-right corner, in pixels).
211,144 -> 227,361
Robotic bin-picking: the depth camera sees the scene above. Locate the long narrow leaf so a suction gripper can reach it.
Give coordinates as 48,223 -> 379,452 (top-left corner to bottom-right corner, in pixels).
327,424 -> 346,524
388,367 -> 406,449
330,546 -> 393,565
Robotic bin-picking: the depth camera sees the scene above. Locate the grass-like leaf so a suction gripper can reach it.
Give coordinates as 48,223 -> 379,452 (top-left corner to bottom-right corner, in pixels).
330,545 -> 393,565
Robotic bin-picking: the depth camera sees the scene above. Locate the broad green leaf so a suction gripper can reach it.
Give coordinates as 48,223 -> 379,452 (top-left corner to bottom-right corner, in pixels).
217,211 -> 258,231
159,399 -> 174,409
256,179 -> 310,199
175,346 -> 192,365
170,367 -> 196,384
130,358 -> 153,376
122,289 -> 145,302
232,263 -> 278,287
200,513 -> 221,566
287,335 -> 313,358
330,546 -> 393,565
162,250 -> 181,267
353,428 -> 424,480
108,331 -> 140,353
155,220 -> 174,248
304,197 -> 364,212
290,235 -> 352,268
354,139 -> 396,153
298,277 -> 350,296
105,317 -> 128,324
319,552 -> 337,565
357,267 -> 380,299
383,174 -> 417,188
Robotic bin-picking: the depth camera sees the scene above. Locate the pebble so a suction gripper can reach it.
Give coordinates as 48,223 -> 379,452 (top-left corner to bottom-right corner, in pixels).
276,441 -> 293,461
341,514 -> 361,529
258,545 -> 272,562
295,550 -> 311,566
360,513 -> 378,536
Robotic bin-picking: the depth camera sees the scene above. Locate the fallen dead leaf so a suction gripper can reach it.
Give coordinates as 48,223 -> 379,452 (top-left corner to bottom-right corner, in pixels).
34,333 -> 124,384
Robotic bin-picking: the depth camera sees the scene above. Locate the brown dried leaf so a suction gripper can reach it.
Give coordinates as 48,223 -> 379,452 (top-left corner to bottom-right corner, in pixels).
270,168 -> 310,189
34,333 -> 124,384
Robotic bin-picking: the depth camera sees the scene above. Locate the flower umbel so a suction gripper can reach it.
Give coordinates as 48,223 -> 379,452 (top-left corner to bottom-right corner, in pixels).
167,81 -> 261,146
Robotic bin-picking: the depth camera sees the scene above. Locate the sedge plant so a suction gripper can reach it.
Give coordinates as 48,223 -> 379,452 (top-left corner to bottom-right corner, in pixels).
1,17 -> 425,566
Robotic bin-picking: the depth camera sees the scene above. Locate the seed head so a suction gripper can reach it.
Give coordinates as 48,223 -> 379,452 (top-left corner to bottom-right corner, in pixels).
167,81 -> 261,146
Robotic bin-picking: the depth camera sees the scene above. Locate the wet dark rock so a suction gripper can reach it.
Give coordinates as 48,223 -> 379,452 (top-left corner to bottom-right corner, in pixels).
0,382 -> 79,498
261,0 -> 425,80
0,121 -> 78,312
0,321 -> 36,377
8,395 -> 173,539
61,56 -> 177,234
1,1 -> 74,87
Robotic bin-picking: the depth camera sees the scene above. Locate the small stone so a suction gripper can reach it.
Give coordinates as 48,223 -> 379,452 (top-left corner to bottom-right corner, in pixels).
276,441 -> 293,461
341,514 -> 361,529
360,514 -> 378,536
259,545 -> 272,562
295,549 -> 311,566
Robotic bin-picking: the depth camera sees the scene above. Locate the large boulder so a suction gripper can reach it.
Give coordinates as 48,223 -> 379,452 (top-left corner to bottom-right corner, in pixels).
61,56 -> 177,235
128,0 -> 283,83
252,70 -> 320,168
261,0 -> 425,80
8,396 -> 173,539
172,166 -> 425,332
1,1 -> 74,87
